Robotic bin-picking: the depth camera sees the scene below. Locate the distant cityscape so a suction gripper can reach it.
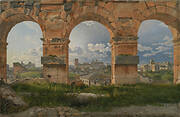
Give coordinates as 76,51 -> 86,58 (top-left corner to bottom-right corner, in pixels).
7,61 -> 42,79
138,59 -> 173,72
7,58 -> 173,85
69,58 -> 111,86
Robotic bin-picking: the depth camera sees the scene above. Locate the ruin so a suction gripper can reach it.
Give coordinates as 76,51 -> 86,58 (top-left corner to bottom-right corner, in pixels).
0,0 -> 180,84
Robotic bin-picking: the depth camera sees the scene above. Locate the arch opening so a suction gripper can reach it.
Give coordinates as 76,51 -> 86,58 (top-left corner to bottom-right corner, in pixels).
68,21 -> 112,86
1,20 -> 44,82
138,20 -> 174,84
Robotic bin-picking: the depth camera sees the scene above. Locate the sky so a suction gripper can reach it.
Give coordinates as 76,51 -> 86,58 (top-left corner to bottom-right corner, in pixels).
138,20 -> 173,64
7,21 -> 43,67
6,20 -> 173,67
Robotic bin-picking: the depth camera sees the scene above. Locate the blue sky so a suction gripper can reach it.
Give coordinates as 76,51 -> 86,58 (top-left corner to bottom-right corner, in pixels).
6,20 -> 173,67
138,20 -> 173,64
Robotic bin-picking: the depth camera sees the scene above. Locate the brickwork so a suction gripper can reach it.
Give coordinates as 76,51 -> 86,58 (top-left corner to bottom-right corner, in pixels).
13,63 -> 26,78
0,0 -> 179,84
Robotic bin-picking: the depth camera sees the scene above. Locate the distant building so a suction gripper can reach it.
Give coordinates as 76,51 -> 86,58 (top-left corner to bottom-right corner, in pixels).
72,59 -> 106,75
13,62 -> 26,78
80,73 -> 111,86
13,61 -> 36,78
20,61 -> 35,69
139,59 -> 173,72
74,58 -> 79,67
149,59 -> 159,72
70,59 -> 111,86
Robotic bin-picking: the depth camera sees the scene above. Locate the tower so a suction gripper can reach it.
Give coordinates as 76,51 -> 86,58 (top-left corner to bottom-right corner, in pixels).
75,58 -> 79,67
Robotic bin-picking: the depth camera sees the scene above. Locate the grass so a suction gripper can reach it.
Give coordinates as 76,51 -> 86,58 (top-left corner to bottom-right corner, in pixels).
69,72 -> 79,81
17,71 -> 42,78
141,70 -> 173,83
10,82 -> 180,112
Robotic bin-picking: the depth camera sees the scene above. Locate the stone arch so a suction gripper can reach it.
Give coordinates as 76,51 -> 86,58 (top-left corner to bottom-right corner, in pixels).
134,5 -> 180,36
135,5 -> 180,84
0,8 -> 45,42
65,13 -> 116,40
63,12 -> 117,85
0,8 -> 45,82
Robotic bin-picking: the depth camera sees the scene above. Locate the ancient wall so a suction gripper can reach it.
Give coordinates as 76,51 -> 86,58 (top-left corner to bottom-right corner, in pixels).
41,38 -> 69,84
13,63 -> 26,78
0,0 -> 180,84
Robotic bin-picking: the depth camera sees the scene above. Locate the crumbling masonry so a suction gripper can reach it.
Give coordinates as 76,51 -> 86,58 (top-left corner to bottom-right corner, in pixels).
0,0 -> 180,84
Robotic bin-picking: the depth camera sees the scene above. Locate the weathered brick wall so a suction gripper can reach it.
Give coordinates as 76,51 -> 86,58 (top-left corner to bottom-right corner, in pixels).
13,63 -> 26,78
0,0 -> 180,84
43,64 -> 68,84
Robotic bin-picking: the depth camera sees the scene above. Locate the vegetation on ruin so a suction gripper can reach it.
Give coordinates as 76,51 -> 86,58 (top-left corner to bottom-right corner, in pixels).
10,82 -> 180,112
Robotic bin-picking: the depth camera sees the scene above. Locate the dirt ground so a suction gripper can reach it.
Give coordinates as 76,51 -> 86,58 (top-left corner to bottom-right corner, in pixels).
1,104 -> 180,117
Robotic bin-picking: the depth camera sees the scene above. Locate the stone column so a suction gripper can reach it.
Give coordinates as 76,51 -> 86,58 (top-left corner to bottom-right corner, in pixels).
0,41 -> 7,82
111,36 -> 139,85
41,38 -> 69,84
173,39 -> 180,84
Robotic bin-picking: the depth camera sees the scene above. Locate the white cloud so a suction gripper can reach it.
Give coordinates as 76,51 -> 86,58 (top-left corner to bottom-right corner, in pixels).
152,42 -> 161,46
155,46 -> 169,52
88,43 -> 110,53
142,45 -> 171,57
69,46 -> 83,54
138,44 -> 152,52
69,43 -> 111,65
152,36 -> 173,47
143,51 -> 159,57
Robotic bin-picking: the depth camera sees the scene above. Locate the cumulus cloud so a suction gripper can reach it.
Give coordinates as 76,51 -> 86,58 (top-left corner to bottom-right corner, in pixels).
152,36 -> 173,47
142,45 -> 171,57
142,45 -> 170,57
142,35 -> 172,57
143,52 -> 157,57
69,46 -> 83,54
69,43 -> 111,65
138,44 -> 152,52
155,46 -> 169,52
88,43 -> 110,53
